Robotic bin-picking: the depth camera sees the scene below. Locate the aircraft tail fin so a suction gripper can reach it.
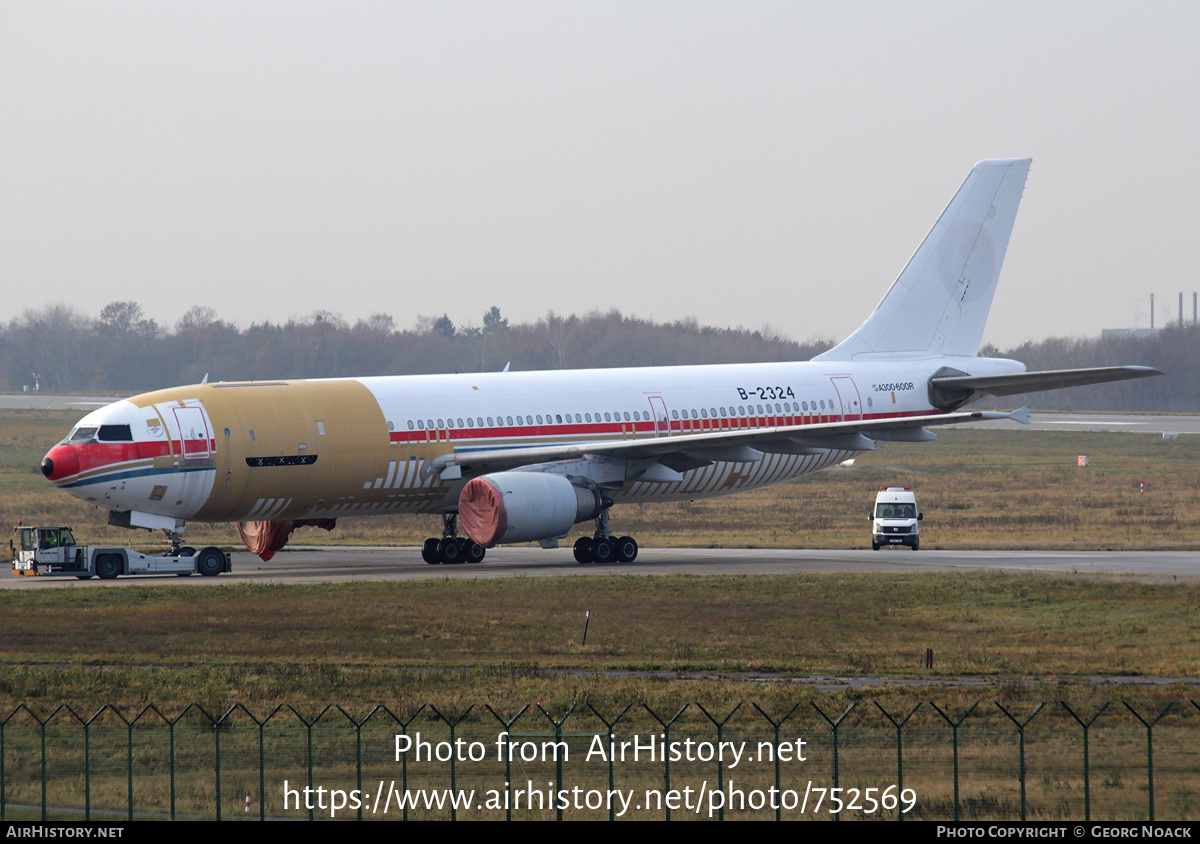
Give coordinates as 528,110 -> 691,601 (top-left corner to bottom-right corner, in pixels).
815,158 -> 1031,362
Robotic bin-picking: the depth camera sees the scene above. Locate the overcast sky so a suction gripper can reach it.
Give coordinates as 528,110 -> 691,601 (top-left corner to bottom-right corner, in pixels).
2,1 -> 1197,351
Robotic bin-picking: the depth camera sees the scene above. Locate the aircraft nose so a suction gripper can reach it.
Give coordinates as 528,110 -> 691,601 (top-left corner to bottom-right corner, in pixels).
41,444 -> 80,482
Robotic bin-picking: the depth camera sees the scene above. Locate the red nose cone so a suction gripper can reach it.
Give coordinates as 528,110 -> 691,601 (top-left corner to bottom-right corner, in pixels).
41,444 -> 80,481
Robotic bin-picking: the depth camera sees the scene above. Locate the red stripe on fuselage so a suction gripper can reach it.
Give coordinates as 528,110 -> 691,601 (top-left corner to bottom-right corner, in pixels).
385,409 -> 948,445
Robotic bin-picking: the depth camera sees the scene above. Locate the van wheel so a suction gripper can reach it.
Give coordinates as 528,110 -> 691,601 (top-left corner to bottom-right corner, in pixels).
197,548 -> 225,576
911,540 -> 920,551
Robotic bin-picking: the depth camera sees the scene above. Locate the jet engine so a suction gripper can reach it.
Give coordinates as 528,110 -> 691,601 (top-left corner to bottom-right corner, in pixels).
458,472 -> 606,547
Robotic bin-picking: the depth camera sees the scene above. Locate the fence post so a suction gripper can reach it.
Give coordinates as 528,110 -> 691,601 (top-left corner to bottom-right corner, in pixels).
585,704 -> 633,823
536,704 -> 578,822
811,702 -> 857,822
752,703 -> 800,821
1123,701 -> 1174,821
429,705 -> 475,821
64,707 -> 92,822
382,706 -> 427,822
285,705 -> 334,822
995,702 -> 1045,821
0,706 -> 8,820
874,702 -> 921,821
929,702 -> 978,821
643,704 -> 688,821
696,703 -> 742,821
337,705 -> 380,822
1060,701 -> 1109,822
246,704 -> 283,822
485,705 -> 531,821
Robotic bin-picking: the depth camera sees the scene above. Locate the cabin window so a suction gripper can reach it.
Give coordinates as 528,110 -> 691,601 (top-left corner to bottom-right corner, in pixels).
317,421 -> 326,435
507,416 -> 514,426
223,428 -> 231,437
457,418 -> 464,428
417,420 -> 424,430
407,421 -> 414,430
249,430 -> 256,441
467,417 -> 474,428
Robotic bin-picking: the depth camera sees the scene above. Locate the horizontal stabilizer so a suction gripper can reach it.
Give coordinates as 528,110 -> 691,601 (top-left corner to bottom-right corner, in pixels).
930,366 -> 1161,397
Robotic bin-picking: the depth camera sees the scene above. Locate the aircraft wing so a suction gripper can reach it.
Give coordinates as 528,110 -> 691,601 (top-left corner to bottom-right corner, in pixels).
930,366 -> 1161,397
437,408 -> 1029,479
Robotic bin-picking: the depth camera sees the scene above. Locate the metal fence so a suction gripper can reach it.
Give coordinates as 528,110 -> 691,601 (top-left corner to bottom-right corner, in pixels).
1,699 -> 1197,821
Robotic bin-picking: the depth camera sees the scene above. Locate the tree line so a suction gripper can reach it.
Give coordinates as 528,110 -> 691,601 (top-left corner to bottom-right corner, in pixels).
1,302 -> 1191,411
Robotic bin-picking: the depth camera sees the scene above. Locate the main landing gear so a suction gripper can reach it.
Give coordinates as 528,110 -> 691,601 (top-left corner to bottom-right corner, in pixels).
573,508 -> 638,564
422,514 -> 486,565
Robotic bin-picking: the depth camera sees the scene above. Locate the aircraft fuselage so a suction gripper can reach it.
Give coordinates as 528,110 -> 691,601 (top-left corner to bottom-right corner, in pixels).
41,355 -> 1023,529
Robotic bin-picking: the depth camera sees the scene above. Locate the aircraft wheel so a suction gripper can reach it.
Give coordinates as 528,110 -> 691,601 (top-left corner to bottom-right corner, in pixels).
615,535 -> 638,563
422,538 -> 440,564
75,575 -> 94,580
592,537 -> 616,565
438,538 -> 463,564
197,547 -> 225,577
466,542 -> 486,563
573,537 -> 594,564
96,555 -> 121,580
176,572 -> 193,577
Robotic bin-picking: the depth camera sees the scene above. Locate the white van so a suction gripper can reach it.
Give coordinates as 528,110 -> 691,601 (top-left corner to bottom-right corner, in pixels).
870,487 -> 922,551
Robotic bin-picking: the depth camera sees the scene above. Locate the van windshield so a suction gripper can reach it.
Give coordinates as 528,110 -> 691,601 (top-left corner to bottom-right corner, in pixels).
876,503 -> 916,519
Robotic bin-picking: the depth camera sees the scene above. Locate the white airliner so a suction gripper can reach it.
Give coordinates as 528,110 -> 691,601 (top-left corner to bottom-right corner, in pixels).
41,159 -> 1158,565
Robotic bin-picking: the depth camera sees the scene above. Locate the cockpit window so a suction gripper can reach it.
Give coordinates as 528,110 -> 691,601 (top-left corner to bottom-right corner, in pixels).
97,425 -> 133,441
67,427 -> 99,444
